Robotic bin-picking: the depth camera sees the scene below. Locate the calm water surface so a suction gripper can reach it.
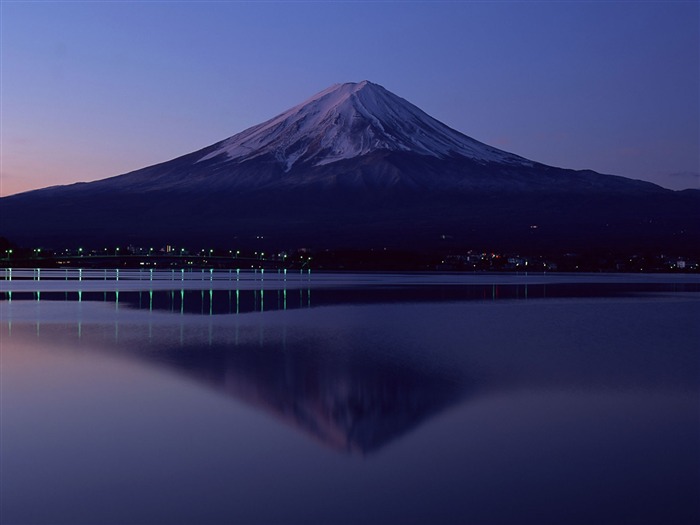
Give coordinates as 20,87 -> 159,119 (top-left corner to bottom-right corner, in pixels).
1,273 -> 699,524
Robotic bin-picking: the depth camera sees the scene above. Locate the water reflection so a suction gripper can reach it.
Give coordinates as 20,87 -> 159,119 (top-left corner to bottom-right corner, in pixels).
3,280 -> 698,316
2,282 -> 699,524
3,312 -> 464,454
161,338 -> 463,454
1,287 -> 314,315
5,282 -> 700,456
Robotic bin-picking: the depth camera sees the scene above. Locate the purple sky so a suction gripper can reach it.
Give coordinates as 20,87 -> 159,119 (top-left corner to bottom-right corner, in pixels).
1,1 -> 698,196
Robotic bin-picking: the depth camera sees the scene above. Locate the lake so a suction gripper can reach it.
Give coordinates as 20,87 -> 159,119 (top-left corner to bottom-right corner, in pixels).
1,271 -> 699,524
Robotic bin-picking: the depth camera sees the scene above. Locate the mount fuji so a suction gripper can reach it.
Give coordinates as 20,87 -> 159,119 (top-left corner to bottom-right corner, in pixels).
2,81 -> 698,253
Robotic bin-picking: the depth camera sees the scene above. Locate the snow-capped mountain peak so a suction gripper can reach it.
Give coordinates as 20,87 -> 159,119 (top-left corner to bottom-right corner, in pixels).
198,81 -> 532,170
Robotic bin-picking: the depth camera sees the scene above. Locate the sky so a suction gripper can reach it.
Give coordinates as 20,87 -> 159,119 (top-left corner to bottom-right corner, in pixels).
1,1 -> 698,197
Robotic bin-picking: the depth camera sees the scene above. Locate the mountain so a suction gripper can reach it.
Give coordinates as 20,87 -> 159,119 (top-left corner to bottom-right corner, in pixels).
2,81 -> 698,254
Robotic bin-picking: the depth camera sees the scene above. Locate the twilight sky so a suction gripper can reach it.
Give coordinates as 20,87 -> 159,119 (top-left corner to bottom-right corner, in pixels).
1,1 -> 698,196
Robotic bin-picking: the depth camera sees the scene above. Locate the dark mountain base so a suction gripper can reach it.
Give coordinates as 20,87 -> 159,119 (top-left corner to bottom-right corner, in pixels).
3,186 -> 698,257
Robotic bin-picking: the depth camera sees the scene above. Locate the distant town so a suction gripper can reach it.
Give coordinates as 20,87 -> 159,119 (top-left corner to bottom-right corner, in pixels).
1,238 -> 697,273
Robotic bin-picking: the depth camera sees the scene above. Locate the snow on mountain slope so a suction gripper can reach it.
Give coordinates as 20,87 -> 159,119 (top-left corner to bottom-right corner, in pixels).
199,81 -> 533,171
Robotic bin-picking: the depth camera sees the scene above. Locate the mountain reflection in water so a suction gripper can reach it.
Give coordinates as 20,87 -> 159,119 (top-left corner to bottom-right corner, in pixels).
3,281 -> 699,455
2,278 -> 699,525
4,286 -> 486,454
161,338 -> 462,454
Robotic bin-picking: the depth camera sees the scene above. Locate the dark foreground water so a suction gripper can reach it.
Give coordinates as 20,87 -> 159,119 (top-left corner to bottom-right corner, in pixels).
1,274 -> 699,524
